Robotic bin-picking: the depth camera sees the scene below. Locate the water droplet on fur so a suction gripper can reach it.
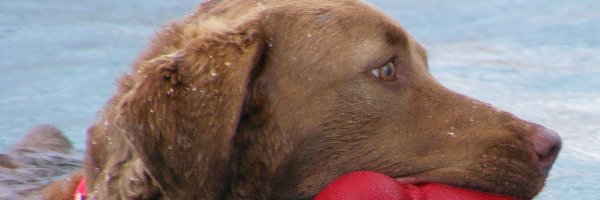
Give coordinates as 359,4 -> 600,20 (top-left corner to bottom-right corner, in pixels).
164,27 -> 175,33
168,145 -> 173,150
469,117 -> 475,122
184,170 -> 193,178
305,33 -> 312,38
211,69 -> 218,77
446,132 -> 457,137
192,87 -> 198,91
149,109 -> 154,113
471,101 -> 480,109
167,88 -> 174,94
224,61 -> 232,66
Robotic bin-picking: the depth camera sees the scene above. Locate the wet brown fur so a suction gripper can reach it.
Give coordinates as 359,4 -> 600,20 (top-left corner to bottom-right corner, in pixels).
44,0 -> 558,199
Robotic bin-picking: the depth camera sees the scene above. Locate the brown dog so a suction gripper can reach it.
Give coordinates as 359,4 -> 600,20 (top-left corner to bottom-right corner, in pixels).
44,0 -> 561,199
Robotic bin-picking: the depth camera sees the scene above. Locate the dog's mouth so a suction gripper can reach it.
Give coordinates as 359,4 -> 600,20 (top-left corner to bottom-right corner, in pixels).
386,143 -> 547,200
394,177 -> 523,200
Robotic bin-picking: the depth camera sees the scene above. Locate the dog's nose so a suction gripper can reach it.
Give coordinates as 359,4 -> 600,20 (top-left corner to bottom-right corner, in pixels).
527,127 -> 562,171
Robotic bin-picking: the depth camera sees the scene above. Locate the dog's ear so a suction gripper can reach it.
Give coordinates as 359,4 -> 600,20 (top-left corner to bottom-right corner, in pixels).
116,3 -> 266,199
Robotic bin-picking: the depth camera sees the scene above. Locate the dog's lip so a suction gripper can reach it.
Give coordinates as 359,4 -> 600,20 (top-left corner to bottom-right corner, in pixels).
394,177 -> 426,184
394,177 -> 523,200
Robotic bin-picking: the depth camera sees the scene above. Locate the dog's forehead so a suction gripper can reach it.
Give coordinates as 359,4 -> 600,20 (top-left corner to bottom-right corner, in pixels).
265,1 -> 412,66
265,0 -> 410,39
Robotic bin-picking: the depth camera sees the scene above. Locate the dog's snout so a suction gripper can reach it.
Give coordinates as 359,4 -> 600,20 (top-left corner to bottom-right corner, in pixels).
526,126 -> 562,171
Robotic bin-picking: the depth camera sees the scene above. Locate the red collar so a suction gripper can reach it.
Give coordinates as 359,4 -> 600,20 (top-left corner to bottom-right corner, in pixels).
74,178 -> 86,200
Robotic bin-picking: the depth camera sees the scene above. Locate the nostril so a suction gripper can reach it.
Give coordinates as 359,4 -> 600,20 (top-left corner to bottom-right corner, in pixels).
540,144 -> 561,164
529,128 -> 562,167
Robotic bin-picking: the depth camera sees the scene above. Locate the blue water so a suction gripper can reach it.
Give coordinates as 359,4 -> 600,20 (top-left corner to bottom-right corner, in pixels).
1,0 -> 599,199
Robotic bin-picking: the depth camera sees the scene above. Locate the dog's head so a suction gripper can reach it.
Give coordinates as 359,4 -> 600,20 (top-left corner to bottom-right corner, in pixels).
117,0 -> 561,199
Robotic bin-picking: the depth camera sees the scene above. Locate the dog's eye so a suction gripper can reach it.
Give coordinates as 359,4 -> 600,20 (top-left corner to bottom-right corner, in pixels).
371,62 -> 396,81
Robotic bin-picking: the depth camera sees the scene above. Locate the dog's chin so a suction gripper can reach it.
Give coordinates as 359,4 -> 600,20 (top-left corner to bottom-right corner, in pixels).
394,177 -> 529,200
